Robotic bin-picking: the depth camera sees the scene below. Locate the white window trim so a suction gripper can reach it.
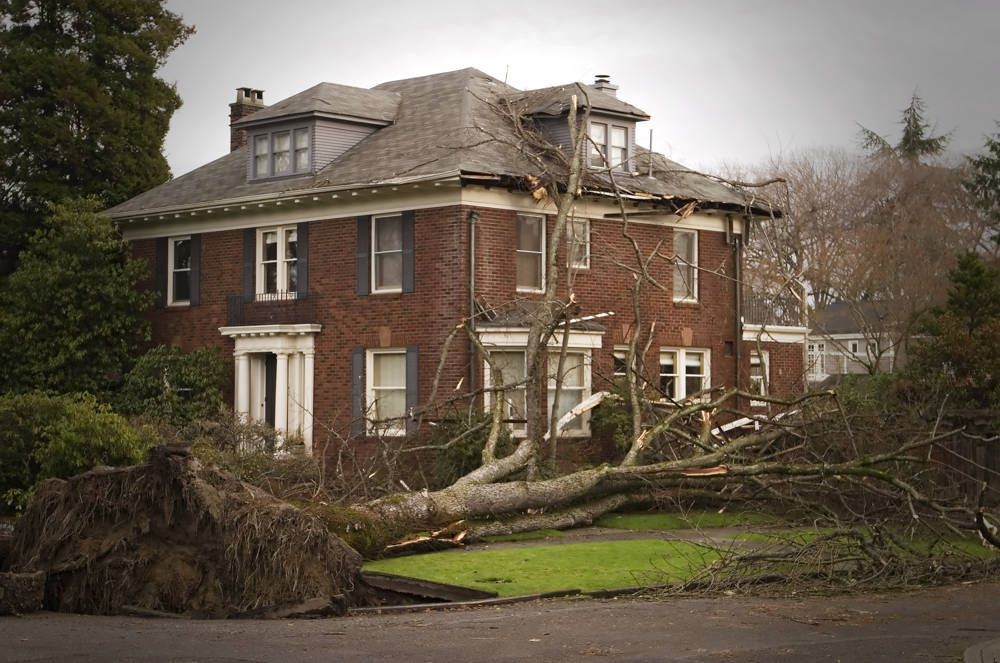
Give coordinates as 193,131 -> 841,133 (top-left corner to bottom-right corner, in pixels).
568,217 -> 590,269
547,350 -> 592,437
516,213 -> 546,293
256,226 -> 298,300
750,350 -> 769,407
366,348 -> 407,436
371,213 -> 404,294
588,121 -> 629,171
167,235 -> 191,307
807,342 -> 827,381
673,229 -> 699,303
658,347 -> 711,402
482,349 -> 528,436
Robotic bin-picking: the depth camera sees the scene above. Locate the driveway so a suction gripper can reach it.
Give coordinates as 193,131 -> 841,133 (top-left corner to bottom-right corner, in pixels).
1,580 -> 997,662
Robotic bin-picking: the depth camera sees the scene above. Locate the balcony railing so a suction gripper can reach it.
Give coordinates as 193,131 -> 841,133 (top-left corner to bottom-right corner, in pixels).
742,292 -> 804,327
226,291 -> 316,327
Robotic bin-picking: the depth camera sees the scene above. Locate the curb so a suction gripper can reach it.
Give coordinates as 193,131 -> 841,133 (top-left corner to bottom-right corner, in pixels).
965,638 -> 1000,663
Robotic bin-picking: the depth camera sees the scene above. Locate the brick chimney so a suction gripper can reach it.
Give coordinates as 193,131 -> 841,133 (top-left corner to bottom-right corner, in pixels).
229,87 -> 265,152
593,74 -> 618,98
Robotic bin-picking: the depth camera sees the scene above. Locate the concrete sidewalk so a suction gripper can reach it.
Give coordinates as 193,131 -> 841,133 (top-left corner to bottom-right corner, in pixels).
967,637 -> 1000,663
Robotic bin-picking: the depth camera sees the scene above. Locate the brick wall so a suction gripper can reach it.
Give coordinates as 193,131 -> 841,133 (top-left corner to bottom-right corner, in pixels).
132,200 -> 802,456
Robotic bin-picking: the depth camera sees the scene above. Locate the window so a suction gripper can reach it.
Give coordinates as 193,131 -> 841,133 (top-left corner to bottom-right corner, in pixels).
373,214 -> 403,292
659,348 -> 709,401
257,226 -> 297,298
613,348 -> 629,380
548,351 -> 590,435
167,237 -> 191,305
568,217 -> 590,269
517,214 -> 545,291
849,341 -> 860,355
673,229 -> 698,302
252,127 -> 311,178
807,342 -> 826,380
588,122 -> 629,170
367,349 -> 407,435
750,350 -> 769,406
487,350 -> 527,434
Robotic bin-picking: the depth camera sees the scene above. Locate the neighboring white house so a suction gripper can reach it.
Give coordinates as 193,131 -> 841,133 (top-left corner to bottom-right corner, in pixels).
807,302 -> 896,384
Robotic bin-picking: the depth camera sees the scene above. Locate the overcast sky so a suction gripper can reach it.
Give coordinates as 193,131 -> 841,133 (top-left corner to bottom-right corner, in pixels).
160,0 -> 1000,178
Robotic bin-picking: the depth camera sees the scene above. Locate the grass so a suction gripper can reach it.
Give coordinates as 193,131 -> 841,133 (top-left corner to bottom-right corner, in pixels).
596,509 -> 783,531
364,540 -> 722,597
481,528 -> 565,543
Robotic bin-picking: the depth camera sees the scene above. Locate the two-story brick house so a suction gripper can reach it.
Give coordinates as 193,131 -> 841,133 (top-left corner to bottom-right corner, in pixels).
107,68 -> 804,455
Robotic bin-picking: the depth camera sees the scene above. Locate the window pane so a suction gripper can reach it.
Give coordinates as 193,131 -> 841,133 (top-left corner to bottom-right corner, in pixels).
285,230 -> 297,260
685,352 -> 704,396
294,128 -> 309,149
374,388 -> 406,421
263,231 -> 277,261
517,253 -> 542,289
254,136 -> 269,175
673,231 -> 697,300
550,352 -> 584,387
611,126 -> 627,148
685,376 -> 703,396
172,272 -> 190,302
549,388 -> 583,428
375,216 -> 402,251
273,132 -> 290,173
375,253 -> 402,289
285,262 -> 297,292
491,351 -> 525,382
295,149 -> 309,171
264,263 -> 277,293
659,352 -> 676,397
172,239 -> 190,269
569,218 -> 588,268
613,353 -> 627,377
374,353 -> 406,387
517,215 -> 542,252
589,123 -> 607,167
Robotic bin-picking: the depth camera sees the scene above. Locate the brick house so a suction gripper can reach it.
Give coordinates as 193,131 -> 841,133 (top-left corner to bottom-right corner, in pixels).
107,68 -> 805,455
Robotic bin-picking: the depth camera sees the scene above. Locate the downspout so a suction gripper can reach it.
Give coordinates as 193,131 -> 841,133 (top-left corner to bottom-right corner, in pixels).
732,216 -> 742,400
468,209 -> 479,401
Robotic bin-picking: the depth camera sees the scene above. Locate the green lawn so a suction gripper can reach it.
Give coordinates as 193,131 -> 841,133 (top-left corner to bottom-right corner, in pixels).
364,539 -> 721,597
596,509 -> 783,531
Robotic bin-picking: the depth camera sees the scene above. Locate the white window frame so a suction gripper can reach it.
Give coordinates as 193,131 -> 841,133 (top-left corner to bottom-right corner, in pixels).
547,350 -> 592,437
167,236 -> 191,306
516,213 -> 546,292
588,121 -> 629,171
251,126 -> 311,179
612,346 -> 629,381
372,213 -> 404,294
673,229 -> 698,302
483,349 -> 528,436
658,347 -> 710,402
256,226 -> 298,300
568,217 -> 590,269
366,349 -> 407,436
807,342 -> 827,381
749,350 -> 770,407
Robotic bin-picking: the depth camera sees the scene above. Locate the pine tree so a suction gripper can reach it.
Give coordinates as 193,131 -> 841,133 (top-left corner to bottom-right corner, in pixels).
858,92 -> 949,162
0,0 -> 193,274
965,125 -> 1000,248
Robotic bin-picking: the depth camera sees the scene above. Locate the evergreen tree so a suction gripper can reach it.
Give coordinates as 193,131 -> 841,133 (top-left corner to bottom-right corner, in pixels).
858,92 -> 949,162
0,0 -> 193,274
941,251 -> 1000,333
965,125 -> 1000,248
0,198 -> 153,397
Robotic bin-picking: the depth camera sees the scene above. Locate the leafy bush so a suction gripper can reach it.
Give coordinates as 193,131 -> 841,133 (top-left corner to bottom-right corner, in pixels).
0,391 -> 155,514
116,345 -> 229,427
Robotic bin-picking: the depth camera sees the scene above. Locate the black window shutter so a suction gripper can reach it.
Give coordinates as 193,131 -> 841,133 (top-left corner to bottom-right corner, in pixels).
296,221 -> 309,300
242,228 -> 255,302
189,234 -> 201,307
351,348 -> 365,437
401,210 -> 415,293
356,216 -> 371,296
405,346 -> 419,434
154,237 -> 167,307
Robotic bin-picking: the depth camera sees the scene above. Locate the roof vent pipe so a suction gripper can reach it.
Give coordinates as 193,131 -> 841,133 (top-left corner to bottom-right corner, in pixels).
593,74 -> 618,97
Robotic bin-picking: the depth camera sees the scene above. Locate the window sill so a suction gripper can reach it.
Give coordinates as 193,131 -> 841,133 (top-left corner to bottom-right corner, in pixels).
165,301 -> 190,309
672,298 -> 700,307
371,288 -> 403,295
516,287 -> 545,294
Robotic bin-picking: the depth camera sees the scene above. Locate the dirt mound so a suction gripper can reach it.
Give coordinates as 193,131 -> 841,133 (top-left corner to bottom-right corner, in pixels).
4,446 -> 363,617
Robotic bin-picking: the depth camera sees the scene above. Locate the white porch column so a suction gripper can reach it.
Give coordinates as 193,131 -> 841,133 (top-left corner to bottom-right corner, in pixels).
302,350 -> 315,454
235,351 -> 250,417
275,351 -> 289,436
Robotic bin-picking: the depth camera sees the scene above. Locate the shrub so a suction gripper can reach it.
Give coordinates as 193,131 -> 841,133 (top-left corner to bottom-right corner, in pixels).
0,391 -> 155,515
115,345 -> 229,428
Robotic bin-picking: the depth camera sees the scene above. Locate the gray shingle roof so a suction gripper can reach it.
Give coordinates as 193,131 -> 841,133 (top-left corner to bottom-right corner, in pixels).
509,83 -> 649,119
231,82 -> 401,126
107,67 -> 769,217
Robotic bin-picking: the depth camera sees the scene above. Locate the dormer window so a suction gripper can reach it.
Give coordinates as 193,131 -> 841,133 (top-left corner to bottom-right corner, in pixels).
588,122 -> 628,171
252,126 -> 311,178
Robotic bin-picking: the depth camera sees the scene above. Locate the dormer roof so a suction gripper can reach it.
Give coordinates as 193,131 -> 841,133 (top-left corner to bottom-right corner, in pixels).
231,82 -> 401,127
509,83 -> 649,120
